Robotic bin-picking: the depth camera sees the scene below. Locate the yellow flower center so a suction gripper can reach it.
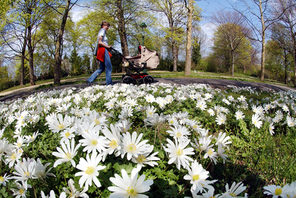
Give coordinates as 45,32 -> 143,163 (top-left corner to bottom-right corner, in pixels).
17,142 -> 22,148
148,112 -> 153,116
176,132 -> 182,138
109,140 -> 118,149
24,171 -> 30,177
127,186 -> 137,196
0,176 -> 4,182
207,149 -> 213,156
85,166 -> 95,175
136,155 -> 146,163
193,125 -> 197,129
65,152 -> 72,160
11,153 -> 16,160
94,119 -> 100,125
210,197 -> 215,198
127,144 -> 137,153
58,124 -> 65,130
275,188 -> 282,196
65,131 -> 71,138
176,148 -> 183,156
192,174 -> 200,181
169,120 -> 174,124
19,189 -> 24,194
91,139 -> 98,146
230,193 -> 236,197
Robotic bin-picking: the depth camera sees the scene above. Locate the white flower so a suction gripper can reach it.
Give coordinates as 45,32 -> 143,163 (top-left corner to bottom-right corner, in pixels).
13,158 -> 36,181
184,160 -> 212,192
216,113 -> 227,125
32,158 -> 55,179
217,144 -> 228,163
60,127 -> 75,143
5,149 -> 22,168
75,151 -> 106,190
116,119 -> 132,133
216,132 -> 232,147
52,139 -> 80,167
221,181 -> 247,198
12,181 -> 31,198
0,173 -> 11,186
146,105 -> 156,118
194,136 -> 213,152
46,113 -> 74,133
62,179 -> 89,198
204,148 -> 218,164
101,124 -> 122,159
145,94 -> 155,103
41,190 -> 66,198
167,125 -> 190,140
235,111 -> 245,120
207,109 -> 215,116
286,115 -> 296,127
164,138 -> 194,170
269,122 -> 275,135
79,129 -> 107,154
196,100 -> 207,111
108,166 -> 153,198
252,114 -> 263,129
131,145 -> 159,167
121,132 -> 150,161
263,185 -> 284,198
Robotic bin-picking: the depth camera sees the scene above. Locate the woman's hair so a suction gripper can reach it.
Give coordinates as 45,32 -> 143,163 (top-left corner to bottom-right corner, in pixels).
101,21 -> 110,28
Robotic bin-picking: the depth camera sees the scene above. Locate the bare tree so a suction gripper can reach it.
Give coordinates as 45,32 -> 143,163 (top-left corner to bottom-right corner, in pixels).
273,0 -> 296,86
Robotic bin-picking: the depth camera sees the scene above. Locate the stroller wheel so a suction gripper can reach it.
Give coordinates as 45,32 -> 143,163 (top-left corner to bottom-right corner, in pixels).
143,75 -> 154,84
122,76 -> 136,84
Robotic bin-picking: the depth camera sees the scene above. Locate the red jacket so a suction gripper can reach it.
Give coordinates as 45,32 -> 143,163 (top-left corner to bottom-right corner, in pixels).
96,45 -> 112,62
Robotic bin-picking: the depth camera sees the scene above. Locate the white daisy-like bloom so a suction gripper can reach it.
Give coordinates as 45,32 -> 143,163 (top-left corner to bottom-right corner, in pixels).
263,184 -> 284,198
62,179 -> 89,198
207,108 -> 215,116
5,149 -> 22,168
269,122 -> 275,135
13,158 -> 36,182
75,151 -> 106,190
217,144 -> 228,163
215,132 -> 232,147
191,188 -> 220,198
196,100 -> 207,111
0,173 -> 11,186
167,125 -> 190,140
193,136 -> 213,152
131,145 -> 159,167
32,158 -> 55,179
222,98 -> 230,105
116,119 -> 132,133
14,136 -> 25,149
282,104 -> 289,112
11,181 -> 31,198
204,147 -> 218,164
145,94 -> 155,103
273,110 -> 283,123
108,166 -> 153,198
41,190 -> 66,198
252,105 -> 264,116
146,105 -> 156,118
216,113 -> 227,125
235,111 -> 245,120
252,114 -> 263,129
0,139 -> 13,158
183,160 -> 211,192
283,181 -> 296,198
52,139 -> 80,167
46,113 -> 74,133
221,181 -> 247,198
121,132 -> 149,161
119,106 -> 134,120
238,95 -> 246,102
101,124 -> 122,159
0,128 -> 4,138
79,129 -> 108,154
164,138 -> 194,170
167,116 -> 179,126
155,97 -> 167,109
286,115 -> 296,127
60,127 -> 76,143
24,131 -> 39,145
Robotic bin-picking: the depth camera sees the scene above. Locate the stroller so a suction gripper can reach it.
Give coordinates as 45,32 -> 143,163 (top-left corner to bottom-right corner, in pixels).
110,46 -> 159,84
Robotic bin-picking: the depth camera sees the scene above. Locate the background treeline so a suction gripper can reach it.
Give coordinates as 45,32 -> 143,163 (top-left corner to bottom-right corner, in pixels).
0,0 -> 296,91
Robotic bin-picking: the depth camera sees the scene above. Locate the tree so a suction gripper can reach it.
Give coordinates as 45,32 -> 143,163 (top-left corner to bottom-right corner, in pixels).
212,11 -> 251,76
70,48 -> 82,75
212,23 -> 253,74
184,0 -> 193,76
192,37 -> 201,69
273,0 -> 296,86
53,0 -> 79,85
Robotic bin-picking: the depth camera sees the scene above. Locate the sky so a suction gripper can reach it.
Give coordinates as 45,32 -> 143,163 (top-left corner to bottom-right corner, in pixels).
70,0 -> 246,57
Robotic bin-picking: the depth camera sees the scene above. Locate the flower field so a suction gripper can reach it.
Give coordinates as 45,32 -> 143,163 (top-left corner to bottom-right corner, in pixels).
0,83 -> 295,197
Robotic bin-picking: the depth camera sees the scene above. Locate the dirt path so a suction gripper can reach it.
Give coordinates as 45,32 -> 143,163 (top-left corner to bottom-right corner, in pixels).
0,78 -> 294,102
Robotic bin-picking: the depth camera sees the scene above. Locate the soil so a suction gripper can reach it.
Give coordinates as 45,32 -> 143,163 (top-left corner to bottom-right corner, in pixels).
0,78 -> 295,102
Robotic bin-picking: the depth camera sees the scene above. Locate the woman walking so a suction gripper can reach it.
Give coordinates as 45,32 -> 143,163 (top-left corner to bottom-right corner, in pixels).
87,21 -> 113,85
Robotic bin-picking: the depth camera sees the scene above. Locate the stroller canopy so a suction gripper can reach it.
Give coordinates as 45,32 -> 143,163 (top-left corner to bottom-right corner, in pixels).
127,46 -> 159,69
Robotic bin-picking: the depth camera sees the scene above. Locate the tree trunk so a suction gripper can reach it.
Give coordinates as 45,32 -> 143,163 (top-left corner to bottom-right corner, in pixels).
284,50 -> 288,84
259,0 -> 266,81
231,50 -> 235,77
54,0 -> 71,85
20,28 -> 27,86
27,22 -> 35,85
116,0 -> 129,57
184,0 -> 193,76
172,42 -> 178,71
